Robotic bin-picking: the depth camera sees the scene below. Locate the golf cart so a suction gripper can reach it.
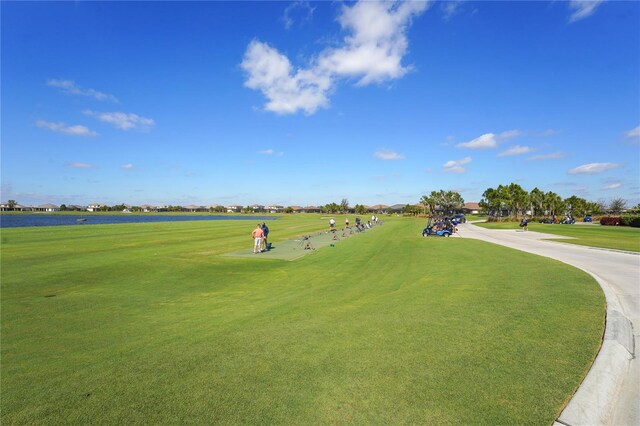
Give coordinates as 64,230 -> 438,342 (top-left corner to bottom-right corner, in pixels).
422,218 -> 455,237
560,215 -> 575,224
452,213 -> 466,224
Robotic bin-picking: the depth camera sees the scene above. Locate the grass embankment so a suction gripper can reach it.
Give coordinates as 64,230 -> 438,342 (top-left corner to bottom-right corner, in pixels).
476,221 -> 640,252
1,215 -> 605,424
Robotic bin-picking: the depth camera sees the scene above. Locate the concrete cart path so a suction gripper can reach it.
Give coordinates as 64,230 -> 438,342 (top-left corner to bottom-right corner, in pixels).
457,223 -> 639,425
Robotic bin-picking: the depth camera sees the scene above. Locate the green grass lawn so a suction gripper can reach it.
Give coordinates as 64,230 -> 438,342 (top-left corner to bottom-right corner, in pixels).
1,215 -> 605,424
475,220 -> 640,252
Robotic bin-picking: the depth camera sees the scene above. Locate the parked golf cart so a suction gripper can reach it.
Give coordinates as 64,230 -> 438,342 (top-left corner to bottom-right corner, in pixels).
584,214 -> 593,222
422,218 -> 455,237
560,216 -> 575,224
422,226 -> 453,237
452,213 -> 466,224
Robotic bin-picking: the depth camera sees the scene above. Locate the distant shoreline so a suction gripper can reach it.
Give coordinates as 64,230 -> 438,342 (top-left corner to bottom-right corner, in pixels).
0,213 -> 281,228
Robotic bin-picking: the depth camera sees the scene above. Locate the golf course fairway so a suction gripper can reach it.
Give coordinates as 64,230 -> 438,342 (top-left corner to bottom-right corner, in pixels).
1,215 -> 605,424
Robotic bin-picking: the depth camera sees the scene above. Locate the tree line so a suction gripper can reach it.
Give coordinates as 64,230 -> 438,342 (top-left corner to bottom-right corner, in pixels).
480,183 -> 630,219
401,190 -> 466,216
401,184 -> 635,219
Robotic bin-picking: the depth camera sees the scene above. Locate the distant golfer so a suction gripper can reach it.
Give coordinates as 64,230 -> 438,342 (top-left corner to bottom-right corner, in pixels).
329,218 -> 335,229
519,217 -> 528,231
252,223 -> 264,253
345,218 -> 349,227
261,222 -> 269,251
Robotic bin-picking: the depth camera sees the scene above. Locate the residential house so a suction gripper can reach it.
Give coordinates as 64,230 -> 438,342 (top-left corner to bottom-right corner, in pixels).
462,202 -> 481,214
303,206 -> 321,213
266,205 -> 284,213
87,203 -> 105,212
226,205 -> 243,213
0,202 -> 30,211
139,204 -> 157,212
66,205 -> 85,211
35,203 -> 60,212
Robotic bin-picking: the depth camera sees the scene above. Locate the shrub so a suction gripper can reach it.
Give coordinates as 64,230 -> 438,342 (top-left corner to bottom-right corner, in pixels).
622,215 -> 640,228
600,216 -> 623,226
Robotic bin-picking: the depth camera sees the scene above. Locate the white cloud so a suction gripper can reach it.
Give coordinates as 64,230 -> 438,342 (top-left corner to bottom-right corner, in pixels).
282,1 -> 315,30
36,120 -> 97,137
498,145 -> 533,157
456,129 -> 523,149
68,162 -> 94,169
443,156 -> 471,173
568,0 -> 604,22
568,162 -> 622,175
84,110 -> 155,131
317,1 -> 429,86
47,79 -> 118,102
457,133 -> 497,149
441,1 -> 463,21
625,125 -> 640,142
242,0 -> 428,115
603,181 -> 622,190
374,149 -> 405,160
258,149 -> 284,156
527,151 -> 565,161
121,163 -> 134,170
497,129 -> 522,140
241,40 -> 332,115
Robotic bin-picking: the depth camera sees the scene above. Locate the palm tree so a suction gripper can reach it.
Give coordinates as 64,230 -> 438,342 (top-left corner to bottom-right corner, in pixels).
496,185 -> 511,216
564,195 -> 588,217
544,191 -> 563,218
423,192 -> 439,216
529,188 -> 544,217
419,195 -> 430,216
480,187 -> 500,218
506,183 -> 528,219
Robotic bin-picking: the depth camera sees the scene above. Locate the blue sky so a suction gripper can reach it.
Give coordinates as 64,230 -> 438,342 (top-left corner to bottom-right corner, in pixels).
2,0 -> 639,207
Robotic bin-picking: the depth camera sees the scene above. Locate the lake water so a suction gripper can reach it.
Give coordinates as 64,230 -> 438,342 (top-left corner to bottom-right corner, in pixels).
0,214 -> 276,228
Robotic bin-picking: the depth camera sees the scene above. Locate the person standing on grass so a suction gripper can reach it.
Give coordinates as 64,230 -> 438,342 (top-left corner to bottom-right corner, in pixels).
252,223 -> 264,253
519,217 -> 529,231
345,217 -> 349,227
261,222 -> 269,251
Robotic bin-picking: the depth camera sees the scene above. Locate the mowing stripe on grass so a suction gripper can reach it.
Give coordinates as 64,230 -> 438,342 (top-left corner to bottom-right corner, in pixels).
222,225 -> 382,260
0,216 -> 605,424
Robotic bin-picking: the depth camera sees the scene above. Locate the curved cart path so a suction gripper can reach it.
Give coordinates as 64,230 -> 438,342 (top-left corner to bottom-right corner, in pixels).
457,223 -> 639,426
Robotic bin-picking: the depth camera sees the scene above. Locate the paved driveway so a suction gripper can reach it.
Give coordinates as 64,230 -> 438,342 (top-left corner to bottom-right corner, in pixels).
458,223 -> 639,425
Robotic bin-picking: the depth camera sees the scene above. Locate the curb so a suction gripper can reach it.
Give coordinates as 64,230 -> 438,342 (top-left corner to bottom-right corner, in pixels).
555,271 -> 635,426
461,224 -> 637,424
